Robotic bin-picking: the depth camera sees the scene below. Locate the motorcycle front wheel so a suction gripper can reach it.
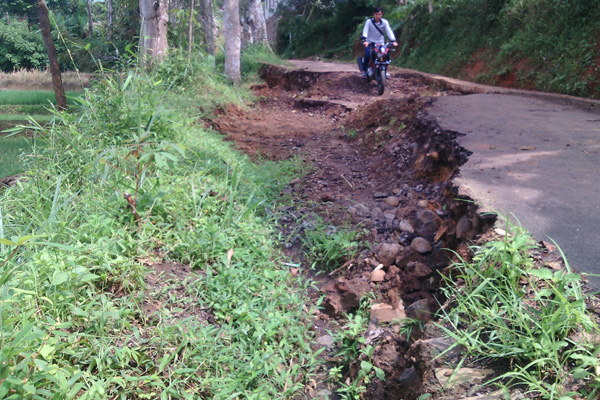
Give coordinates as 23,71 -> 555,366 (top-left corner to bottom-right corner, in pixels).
377,69 -> 386,95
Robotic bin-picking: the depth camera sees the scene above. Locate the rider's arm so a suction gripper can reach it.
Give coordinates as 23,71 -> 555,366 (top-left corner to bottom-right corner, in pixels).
362,20 -> 370,45
382,19 -> 396,43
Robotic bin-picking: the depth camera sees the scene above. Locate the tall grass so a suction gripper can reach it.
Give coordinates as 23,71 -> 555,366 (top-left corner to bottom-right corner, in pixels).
0,90 -> 83,105
0,52 -> 320,399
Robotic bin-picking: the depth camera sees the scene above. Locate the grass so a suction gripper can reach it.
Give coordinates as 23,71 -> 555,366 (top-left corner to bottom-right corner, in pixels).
0,90 -> 84,106
438,221 -> 600,399
0,136 -> 43,179
0,51 -> 321,399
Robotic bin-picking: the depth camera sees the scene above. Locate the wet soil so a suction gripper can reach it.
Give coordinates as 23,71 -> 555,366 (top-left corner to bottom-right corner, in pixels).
212,65 -> 499,399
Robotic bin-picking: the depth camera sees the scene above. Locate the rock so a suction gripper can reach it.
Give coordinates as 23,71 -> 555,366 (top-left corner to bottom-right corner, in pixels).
414,209 -> 443,239
407,261 -> 433,278
322,278 -> 371,316
434,368 -> 494,388
315,389 -> 332,399
383,210 -> 395,220
405,299 -> 431,321
316,335 -> 334,347
370,303 -> 406,323
417,337 -> 464,361
399,219 -> 415,233
494,227 -> 507,236
371,207 -> 383,219
456,215 -> 471,239
411,237 -> 432,253
398,366 -> 420,387
290,178 -> 302,185
375,243 -> 403,267
370,269 -> 386,282
373,192 -> 388,199
347,206 -> 358,215
462,389 -> 525,400
385,196 -> 400,207
388,265 -> 400,277
320,192 -> 335,202
417,200 -> 429,208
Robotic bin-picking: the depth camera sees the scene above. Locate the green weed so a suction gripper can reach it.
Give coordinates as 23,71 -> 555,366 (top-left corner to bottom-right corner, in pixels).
439,221 -> 600,399
301,215 -> 364,270
329,297 -> 386,399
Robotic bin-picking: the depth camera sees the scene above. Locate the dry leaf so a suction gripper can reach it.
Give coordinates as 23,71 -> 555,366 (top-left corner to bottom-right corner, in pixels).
227,248 -> 234,267
290,267 -> 299,276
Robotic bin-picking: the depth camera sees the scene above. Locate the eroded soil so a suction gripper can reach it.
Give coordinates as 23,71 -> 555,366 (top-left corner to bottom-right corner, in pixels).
212,66 -> 500,399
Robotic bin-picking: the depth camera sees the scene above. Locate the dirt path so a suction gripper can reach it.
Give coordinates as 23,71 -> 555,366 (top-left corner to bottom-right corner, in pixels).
214,64 -> 503,399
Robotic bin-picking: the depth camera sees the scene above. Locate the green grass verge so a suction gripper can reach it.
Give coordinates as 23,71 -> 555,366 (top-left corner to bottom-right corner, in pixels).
439,222 -> 600,399
0,51 -> 320,399
0,90 -> 84,105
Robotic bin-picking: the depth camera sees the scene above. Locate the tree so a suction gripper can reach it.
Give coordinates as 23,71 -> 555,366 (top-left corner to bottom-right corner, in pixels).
247,0 -> 268,45
224,0 -> 241,82
86,0 -> 93,37
139,0 -> 170,62
38,0 -> 67,110
107,0 -> 113,39
187,0 -> 194,62
199,0 -> 214,55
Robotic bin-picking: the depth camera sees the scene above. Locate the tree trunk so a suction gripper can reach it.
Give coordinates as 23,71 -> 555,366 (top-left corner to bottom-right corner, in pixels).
38,1 -> 67,111
187,0 -> 194,63
199,0 -> 214,55
248,0 -> 268,45
139,0 -> 170,63
224,0 -> 241,82
107,0 -> 113,39
86,0 -> 93,37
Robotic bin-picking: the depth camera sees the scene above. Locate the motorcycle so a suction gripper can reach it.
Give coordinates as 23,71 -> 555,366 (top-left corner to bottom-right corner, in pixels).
357,42 -> 395,95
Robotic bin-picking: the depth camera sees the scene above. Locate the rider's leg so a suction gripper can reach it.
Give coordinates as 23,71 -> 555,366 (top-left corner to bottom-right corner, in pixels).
362,46 -> 371,76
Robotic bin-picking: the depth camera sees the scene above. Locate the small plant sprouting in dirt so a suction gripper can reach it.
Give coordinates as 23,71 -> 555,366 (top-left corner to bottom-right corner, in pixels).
346,128 -> 359,139
329,296 -> 386,399
438,220 -> 600,399
301,215 -> 365,271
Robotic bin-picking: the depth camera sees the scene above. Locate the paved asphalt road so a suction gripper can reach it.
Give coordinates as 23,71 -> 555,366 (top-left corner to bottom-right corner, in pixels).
428,94 -> 600,288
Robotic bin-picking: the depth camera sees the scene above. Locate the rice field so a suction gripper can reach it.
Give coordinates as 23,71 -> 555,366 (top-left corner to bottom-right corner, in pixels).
0,70 -> 82,179
0,90 -> 83,105
0,69 -> 92,91
0,136 -> 46,179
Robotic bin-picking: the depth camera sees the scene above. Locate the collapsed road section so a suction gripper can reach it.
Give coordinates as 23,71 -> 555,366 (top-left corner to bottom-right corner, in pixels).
213,64 -> 567,399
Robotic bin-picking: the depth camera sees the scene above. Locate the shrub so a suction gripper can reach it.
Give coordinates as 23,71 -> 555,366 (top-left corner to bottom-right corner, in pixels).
0,21 -> 47,71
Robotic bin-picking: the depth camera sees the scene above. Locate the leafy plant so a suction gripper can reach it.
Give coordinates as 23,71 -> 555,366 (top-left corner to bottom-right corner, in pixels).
0,21 -> 46,71
329,297 -> 386,399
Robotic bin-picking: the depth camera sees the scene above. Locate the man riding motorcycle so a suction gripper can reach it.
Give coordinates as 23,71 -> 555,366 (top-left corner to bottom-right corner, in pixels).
360,6 -> 398,78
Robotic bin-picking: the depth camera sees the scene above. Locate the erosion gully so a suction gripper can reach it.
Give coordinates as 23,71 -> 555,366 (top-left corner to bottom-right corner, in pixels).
213,65 -> 497,399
